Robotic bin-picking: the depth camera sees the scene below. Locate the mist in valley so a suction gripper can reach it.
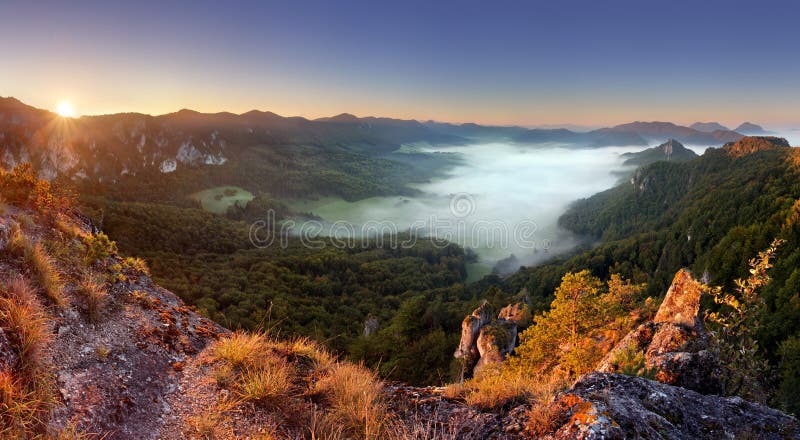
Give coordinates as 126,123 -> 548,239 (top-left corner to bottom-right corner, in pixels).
288,142 -> 671,279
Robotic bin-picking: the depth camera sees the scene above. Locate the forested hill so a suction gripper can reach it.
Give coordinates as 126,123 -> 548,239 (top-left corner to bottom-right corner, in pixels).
506,137 -> 800,408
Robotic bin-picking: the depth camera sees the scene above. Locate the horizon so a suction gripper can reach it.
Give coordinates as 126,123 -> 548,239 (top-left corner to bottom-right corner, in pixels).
2,1 -> 800,127
1,94 -> 790,133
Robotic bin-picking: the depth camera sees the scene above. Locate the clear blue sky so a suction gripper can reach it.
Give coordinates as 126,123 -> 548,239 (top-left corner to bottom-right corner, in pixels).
1,0 -> 799,126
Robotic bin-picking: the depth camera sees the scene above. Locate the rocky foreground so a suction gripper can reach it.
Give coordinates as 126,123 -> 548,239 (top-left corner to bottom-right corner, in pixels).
1,207 -> 798,439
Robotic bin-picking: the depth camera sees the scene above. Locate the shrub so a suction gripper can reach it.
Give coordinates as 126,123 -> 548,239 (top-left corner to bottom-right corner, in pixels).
0,163 -> 74,213
122,257 -> 150,276
83,232 -> 117,265
610,345 -> 657,380
705,238 -> 783,402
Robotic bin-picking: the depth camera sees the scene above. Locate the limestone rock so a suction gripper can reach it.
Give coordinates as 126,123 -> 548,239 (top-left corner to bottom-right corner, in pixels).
475,319 -> 518,374
456,300 -> 529,377
454,301 -> 494,367
363,316 -> 379,337
653,268 -> 702,327
597,269 -> 722,394
543,372 -> 799,440
498,302 -> 530,327
723,136 -> 790,158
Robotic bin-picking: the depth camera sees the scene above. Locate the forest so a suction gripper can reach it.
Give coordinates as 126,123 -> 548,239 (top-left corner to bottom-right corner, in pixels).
69,140 -> 800,414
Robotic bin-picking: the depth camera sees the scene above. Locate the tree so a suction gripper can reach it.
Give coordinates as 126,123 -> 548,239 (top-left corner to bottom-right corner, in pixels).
705,238 -> 783,403
508,270 -> 645,378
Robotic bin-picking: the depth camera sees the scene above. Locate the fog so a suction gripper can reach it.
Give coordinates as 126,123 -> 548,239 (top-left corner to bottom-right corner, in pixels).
289,142 -> 656,279
288,132 -> 798,280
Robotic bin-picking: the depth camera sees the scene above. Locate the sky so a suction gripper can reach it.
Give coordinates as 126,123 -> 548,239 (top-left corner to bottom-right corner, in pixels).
1,0 -> 799,127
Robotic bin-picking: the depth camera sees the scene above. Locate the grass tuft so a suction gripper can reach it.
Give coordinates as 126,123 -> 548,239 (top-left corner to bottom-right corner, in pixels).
315,363 -> 392,439
76,272 -> 108,322
0,283 -> 51,373
237,361 -> 293,407
213,331 -> 268,368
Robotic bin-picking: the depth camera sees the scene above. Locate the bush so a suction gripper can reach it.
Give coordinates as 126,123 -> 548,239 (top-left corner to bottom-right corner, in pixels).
83,232 -> 117,265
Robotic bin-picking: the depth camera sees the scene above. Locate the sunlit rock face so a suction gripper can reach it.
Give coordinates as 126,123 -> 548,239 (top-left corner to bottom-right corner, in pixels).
543,372 -> 800,440
723,136 -> 790,158
597,269 -> 722,394
455,300 -> 530,377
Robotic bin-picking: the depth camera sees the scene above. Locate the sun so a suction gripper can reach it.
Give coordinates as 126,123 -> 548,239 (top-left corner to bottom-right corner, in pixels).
56,101 -> 76,118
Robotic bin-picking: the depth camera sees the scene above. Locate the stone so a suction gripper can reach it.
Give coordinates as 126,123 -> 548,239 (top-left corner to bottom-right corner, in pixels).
498,302 -> 530,327
454,301 -> 494,368
653,268 -> 703,328
363,316 -> 378,337
597,269 -> 722,394
475,319 -> 518,374
542,372 -> 800,440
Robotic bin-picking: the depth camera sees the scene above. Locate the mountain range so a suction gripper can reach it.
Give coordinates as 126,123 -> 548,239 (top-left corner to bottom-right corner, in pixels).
0,96 -> 769,183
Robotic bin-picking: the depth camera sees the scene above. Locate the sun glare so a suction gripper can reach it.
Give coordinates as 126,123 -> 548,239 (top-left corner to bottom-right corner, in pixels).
56,101 -> 76,118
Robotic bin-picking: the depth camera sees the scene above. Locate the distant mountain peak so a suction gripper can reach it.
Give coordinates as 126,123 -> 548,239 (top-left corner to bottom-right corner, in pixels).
620,138 -> 697,166
734,122 -> 769,135
316,113 -> 360,122
690,122 -> 730,133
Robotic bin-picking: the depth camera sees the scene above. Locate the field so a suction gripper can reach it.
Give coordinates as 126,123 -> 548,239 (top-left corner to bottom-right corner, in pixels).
190,186 -> 254,214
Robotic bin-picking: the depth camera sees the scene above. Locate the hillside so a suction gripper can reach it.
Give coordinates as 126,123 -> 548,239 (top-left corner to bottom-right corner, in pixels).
508,137 -> 800,414
1,167 -> 798,439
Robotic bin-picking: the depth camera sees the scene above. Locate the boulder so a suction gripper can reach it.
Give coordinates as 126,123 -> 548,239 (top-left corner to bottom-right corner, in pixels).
542,372 -> 799,440
597,269 -> 722,394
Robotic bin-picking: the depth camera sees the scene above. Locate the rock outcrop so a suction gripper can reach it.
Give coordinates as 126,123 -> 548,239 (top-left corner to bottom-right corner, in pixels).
723,136 -> 790,158
455,301 -> 530,376
542,372 -> 799,439
597,269 -> 722,394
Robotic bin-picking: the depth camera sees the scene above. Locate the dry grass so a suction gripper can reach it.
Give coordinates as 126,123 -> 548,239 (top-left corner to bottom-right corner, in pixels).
7,224 -> 67,308
237,360 -> 294,407
213,331 -> 269,368
76,272 -> 108,322
457,367 -> 570,411
315,362 -> 394,439
442,382 -> 465,400
282,336 -> 337,369
54,215 -> 85,240
27,242 -> 66,308
0,369 -> 53,437
0,277 -> 56,438
0,278 -> 51,372
210,331 -> 401,440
